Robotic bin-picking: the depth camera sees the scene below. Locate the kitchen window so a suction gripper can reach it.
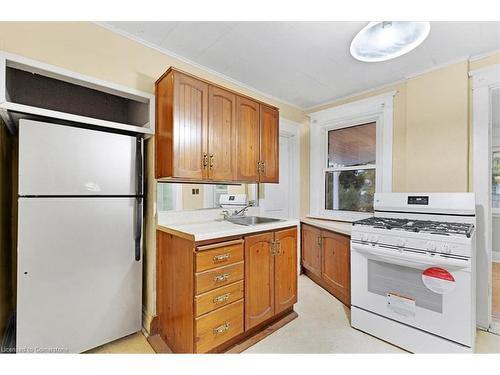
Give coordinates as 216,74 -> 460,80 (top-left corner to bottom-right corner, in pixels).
325,123 -> 376,212
309,92 -> 394,221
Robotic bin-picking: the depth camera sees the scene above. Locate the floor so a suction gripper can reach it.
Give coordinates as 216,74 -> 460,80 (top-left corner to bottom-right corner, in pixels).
89,275 -> 500,354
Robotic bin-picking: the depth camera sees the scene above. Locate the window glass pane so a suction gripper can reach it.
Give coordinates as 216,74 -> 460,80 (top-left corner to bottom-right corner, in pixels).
327,122 -> 376,168
157,183 -> 174,211
492,87 -> 500,209
493,152 -> 500,209
325,169 -> 375,212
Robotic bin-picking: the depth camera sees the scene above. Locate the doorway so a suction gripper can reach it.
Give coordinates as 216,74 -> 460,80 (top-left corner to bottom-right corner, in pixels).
472,64 -> 500,333
260,118 -> 300,220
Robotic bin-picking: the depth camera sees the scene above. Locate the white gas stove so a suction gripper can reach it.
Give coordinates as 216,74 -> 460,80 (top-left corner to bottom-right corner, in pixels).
350,193 -> 476,353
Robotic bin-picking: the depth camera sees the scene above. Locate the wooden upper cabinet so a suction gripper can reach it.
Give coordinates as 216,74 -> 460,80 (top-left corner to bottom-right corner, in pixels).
244,231 -> 275,330
208,86 -> 237,181
301,224 -> 322,278
173,72 -> 209,180
236,96 -> 260,182
274,228 -> 297,315
321,230 -> 351,306
155,70 -> 208,180
155,68 -> 279,183
259,105 -> 279,183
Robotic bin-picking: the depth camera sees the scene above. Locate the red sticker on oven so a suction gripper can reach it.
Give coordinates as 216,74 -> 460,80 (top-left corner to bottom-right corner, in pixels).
422,267 -> 455,294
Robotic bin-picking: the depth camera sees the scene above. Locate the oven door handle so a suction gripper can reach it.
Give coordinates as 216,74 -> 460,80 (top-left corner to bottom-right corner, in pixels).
351,242 -> 470,270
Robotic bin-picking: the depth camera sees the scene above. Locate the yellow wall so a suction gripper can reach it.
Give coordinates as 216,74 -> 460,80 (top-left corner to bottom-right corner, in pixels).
0,21 -> 498,335
0,21 -> 308,333
306,57 -> 500,196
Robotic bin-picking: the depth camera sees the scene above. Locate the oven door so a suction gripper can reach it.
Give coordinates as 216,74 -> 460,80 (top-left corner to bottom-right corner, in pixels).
351,241 -> 473,346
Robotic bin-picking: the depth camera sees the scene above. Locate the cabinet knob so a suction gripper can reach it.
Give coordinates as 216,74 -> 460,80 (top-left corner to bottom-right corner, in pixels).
213,322 -> 231,335
214,273 -> 230,282
202,153 -> 208,169
209,153 -> 214,169
213,293 -> 231,304
213,253 -> 230,262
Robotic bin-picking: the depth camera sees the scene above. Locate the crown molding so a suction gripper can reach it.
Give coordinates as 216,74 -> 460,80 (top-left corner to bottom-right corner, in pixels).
469,49 -> 500,62
94,21 -> 304,112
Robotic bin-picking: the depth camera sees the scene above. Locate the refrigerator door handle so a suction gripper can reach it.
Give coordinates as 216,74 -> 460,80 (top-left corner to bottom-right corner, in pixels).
135,138 -> 143,262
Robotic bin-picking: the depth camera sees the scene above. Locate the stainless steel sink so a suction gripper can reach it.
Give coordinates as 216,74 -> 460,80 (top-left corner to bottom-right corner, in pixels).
226,216 -> 284,226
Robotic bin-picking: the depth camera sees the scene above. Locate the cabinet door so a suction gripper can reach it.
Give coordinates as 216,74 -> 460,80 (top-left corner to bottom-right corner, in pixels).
244,231 -> 275,330
321,230 -> 351,306
236,96 -> 260,182
301,224 -> 322,278
208,86 -> 237,181
274,228 -> 298,315
172,71 -> 209,179
259,105 -> 279,183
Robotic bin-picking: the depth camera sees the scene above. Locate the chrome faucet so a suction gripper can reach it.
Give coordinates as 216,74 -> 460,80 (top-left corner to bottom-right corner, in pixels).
221,200 -> 255,220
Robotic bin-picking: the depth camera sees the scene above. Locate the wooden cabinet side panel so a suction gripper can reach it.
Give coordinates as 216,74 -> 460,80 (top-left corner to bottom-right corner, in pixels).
208,86 -> 237,181
321,230 -> 351,306
244,231 -> 275,330
155,72 -> 173,178
236,96 -> 260,182
172,71 -> 208,179
259,105 -> 279,183
301,224 -> 322,277
274,227 -> 298,315
156,230 -> 195,353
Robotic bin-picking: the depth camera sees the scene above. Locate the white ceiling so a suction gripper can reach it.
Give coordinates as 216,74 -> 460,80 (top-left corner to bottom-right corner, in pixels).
102,21 -> 500,110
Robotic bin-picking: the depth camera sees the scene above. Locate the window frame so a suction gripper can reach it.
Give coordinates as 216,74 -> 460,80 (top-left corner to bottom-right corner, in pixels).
309,92 -> 395,222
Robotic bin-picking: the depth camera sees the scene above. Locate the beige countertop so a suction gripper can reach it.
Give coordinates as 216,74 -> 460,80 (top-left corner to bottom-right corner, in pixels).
157,218 -> 300,242
300,217 -> 352,236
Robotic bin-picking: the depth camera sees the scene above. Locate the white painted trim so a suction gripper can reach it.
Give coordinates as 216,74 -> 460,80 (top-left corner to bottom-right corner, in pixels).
260,117 -> 301,220
305,81 -> 404,113
0,50 -> 155,136
305,53 -> 500,113
472,63 -> 500,330
95,22 -> 302,112
469,63 -> 500,86
308,92 -> 394,221
469,49 -> 500,62
403,56 -> 470,80
493,252 -> 500,263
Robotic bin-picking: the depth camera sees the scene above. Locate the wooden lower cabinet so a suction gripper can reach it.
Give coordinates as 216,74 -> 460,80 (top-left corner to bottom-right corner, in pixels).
156,226 -> 298,353
301,224 -> 351,306
245,227 -> 298,329
195,300 -> 244,353
245,232 -> 275,329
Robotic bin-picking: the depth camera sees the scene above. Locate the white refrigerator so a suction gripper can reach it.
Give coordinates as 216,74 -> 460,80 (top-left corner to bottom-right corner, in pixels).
16,119 -> 143,353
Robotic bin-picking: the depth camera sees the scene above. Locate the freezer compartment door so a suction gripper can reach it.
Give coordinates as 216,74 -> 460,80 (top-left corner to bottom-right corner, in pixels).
19,119 -> 139,196
16,197 -> 142,353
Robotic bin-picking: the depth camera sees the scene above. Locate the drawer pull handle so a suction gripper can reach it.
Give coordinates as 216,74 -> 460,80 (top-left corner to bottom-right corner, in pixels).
213,253 -> 231,262
214,273 -> 230,282
213,293 -> 231,304
213,322 -> 231,335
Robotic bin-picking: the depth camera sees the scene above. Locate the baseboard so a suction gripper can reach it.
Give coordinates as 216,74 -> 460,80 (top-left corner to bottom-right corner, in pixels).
148,310 -> 298,354
492,252 -> 500,263
142,308 -> 157,336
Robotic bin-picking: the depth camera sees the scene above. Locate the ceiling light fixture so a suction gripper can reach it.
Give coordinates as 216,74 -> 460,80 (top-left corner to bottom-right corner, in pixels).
350,21 -> 431,62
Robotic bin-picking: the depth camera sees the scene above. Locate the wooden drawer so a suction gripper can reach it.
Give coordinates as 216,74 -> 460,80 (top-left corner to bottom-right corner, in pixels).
195,280 -> 244,317
196,239 -> 244,272
195,261 -> 244,294
195,300 -> 244,353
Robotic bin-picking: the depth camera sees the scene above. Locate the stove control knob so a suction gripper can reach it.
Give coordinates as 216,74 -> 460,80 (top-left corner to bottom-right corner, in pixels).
426,241 -> 437,251
442,244 -> 451,254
